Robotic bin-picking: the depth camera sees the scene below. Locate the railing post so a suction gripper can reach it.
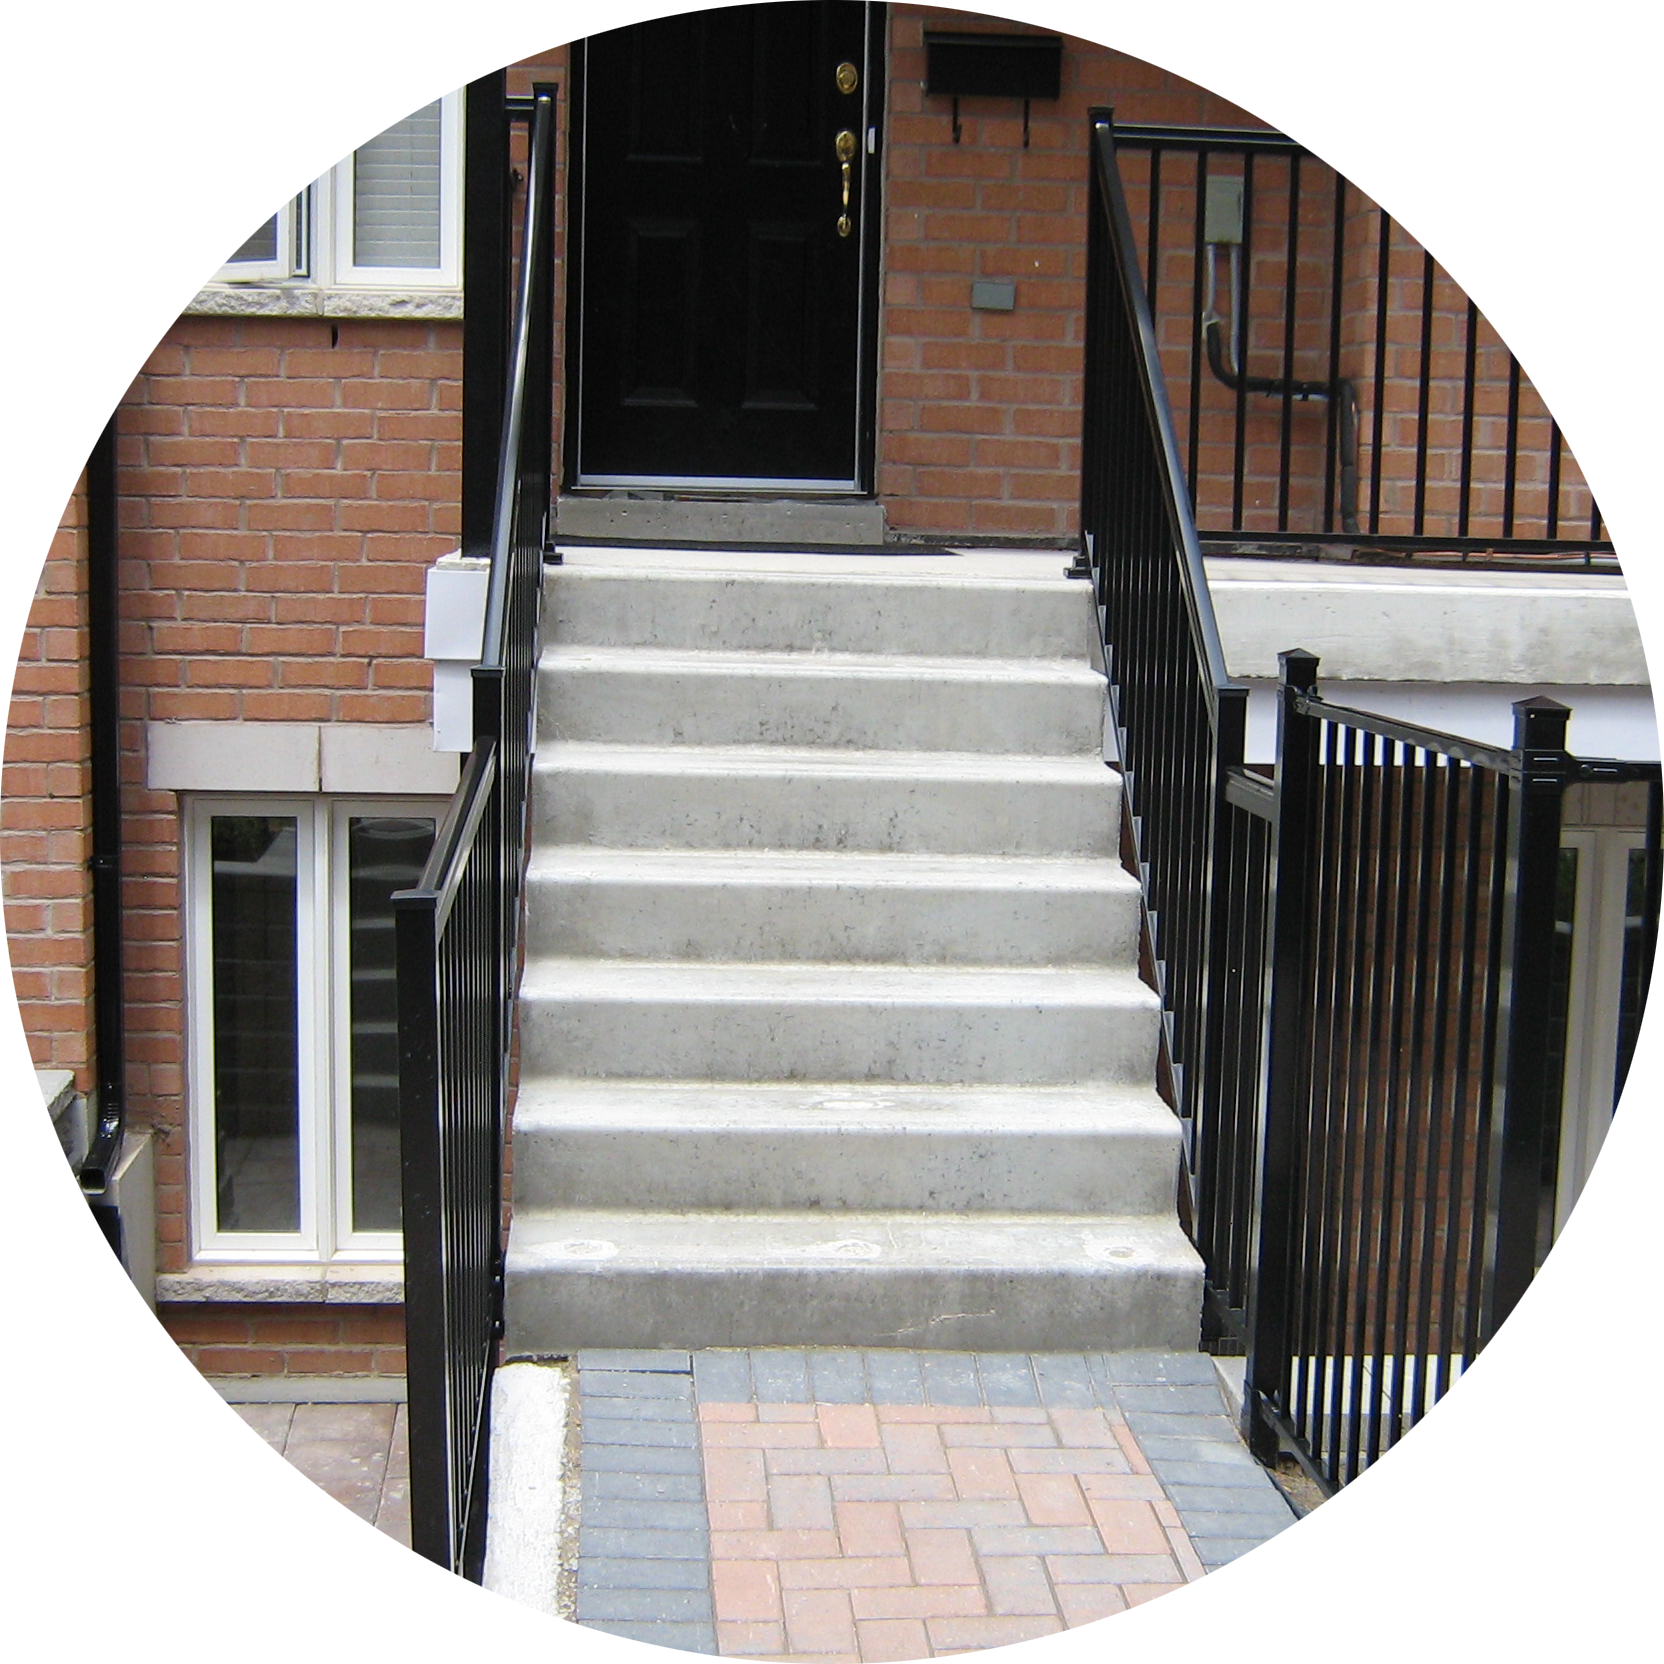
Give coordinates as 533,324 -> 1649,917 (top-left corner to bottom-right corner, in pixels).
394,885 -> 452,1568
1479,696 -> 1572,1341
462,70 -> 512,558
1242,649 -> 1321,1462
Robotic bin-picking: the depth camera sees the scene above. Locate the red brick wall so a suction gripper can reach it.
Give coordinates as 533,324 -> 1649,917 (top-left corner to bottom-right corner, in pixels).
118,0 -> 565,1297
161,1304 -> 406,1377
0,6 -> 94,1071
877,7 -> 1265,542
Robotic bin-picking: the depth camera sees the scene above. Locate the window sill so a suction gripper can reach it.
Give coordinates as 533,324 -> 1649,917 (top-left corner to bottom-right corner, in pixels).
1524,312 -> 1664,351
157,1262 -> 403,1306
186,282 -> 463,322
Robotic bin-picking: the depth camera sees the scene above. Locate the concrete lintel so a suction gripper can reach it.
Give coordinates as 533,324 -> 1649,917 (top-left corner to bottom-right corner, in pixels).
147,721 -> 319,792
320,723 -> 458,795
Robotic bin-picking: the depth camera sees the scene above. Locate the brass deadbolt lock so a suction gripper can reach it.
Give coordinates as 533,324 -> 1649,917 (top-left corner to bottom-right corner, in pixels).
836,61 -> 858,95
835,129 -> 857,162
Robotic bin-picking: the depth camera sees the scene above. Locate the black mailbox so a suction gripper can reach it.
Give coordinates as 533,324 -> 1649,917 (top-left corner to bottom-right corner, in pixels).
923,32 -> 1064,146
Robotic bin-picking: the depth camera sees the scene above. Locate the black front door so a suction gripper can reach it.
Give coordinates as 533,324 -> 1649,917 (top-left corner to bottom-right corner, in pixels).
570,2 -> 880,489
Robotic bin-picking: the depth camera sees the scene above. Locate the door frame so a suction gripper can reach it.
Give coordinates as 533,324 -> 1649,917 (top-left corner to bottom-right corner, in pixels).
562,2 -> 887,496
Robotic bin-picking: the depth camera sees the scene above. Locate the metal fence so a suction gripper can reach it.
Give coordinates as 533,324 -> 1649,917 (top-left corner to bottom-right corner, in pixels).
1110,119 -> 1610,559
394,79 -> 556,1577
1082,109 -> 1659,1491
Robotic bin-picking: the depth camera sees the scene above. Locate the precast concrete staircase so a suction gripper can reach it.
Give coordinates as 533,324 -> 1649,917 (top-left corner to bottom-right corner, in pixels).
503,548 -> 1203,1353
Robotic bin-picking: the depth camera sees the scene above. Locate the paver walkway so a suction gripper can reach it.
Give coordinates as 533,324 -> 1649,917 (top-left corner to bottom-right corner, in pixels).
574,1351 -> 1297,1658
3,1397 -> 419,1657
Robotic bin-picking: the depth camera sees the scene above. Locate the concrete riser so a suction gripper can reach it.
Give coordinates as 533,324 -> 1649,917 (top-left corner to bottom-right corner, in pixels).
521,869 -> 1142,966
537,764 -> 1119,857
517,995 -> 1159,1085
512,1123 -> 1180,1214
505,1261 -> 1203,1354
537,660 -> 1105,755
547,572 -> 1092,659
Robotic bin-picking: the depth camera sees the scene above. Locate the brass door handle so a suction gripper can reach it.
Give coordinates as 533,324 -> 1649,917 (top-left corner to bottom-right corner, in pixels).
835,130 -> 856,238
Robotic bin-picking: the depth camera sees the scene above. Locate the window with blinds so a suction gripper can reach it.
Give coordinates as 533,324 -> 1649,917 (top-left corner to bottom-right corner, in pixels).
192,0 -> 459,287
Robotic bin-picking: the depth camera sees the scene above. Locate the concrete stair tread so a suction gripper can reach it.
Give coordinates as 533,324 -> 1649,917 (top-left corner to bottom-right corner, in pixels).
511,1079 -> 1179,1134
526,846 -> 1137,893
538,741 -> 1115,783
541,643 -> 1105,683
510,1208 -> 1199,1270
519,956 -> 1159,1007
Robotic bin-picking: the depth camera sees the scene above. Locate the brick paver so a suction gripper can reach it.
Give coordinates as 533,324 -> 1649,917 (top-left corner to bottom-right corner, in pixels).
571,1352 -> 1297,1660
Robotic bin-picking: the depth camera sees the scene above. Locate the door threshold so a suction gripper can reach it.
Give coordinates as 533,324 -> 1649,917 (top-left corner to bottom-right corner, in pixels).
555,493 -> 888,549
571,478 -> 864,496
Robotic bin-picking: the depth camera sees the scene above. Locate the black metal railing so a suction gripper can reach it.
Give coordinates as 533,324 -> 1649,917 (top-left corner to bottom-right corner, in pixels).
394,78 -> 557,1578
1081,110 -> 1659,1490
1078,108 -> 1248,1176
1110,121 -> 1610,562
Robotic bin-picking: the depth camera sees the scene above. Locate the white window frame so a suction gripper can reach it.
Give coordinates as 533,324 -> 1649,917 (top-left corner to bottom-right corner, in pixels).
1553,825 -> 1650,1235
185,794 -> 445,1265
1544,0 -> 1664,316
185,0 -> 462,292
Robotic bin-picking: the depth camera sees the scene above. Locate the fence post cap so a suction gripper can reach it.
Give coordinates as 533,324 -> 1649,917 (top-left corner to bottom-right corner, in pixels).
1512,694 -> 1572,752
1277,648 -> 1320,692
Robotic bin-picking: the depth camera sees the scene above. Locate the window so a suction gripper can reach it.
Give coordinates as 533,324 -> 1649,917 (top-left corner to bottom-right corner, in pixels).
190,0 -> 459,287
1537,832 -> 1657,1284
186,797 -> 442,1262
1550,0 -> 1657,311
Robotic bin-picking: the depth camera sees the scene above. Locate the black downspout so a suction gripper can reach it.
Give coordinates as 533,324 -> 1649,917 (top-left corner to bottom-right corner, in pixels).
81,0 -> 157,1470
79,415 -> 126,1197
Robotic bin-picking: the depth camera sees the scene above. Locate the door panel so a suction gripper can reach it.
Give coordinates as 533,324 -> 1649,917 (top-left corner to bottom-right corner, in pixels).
574,2 -> 878,487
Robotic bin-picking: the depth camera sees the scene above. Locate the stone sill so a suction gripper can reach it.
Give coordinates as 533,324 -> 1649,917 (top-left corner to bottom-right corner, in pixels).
186,283 -> 462,321
158,1263 -> 403,1306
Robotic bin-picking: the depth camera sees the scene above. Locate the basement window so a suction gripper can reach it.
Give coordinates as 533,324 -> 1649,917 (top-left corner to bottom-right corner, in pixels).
188,0 -> 462,287
185,797 -> 442,1263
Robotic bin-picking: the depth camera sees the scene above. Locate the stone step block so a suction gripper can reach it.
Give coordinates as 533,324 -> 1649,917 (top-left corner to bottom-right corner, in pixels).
516,958 -> 1161,1085
522,847 -> 1142,966
536,646 -> 1106,756
505,1208 -> 1204,1355
534,744 -> 1120,858
510,1081 -> 1183,1214
545,561 -> 1094,660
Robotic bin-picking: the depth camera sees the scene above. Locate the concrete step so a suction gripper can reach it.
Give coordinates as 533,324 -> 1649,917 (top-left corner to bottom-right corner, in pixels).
545,563 -> 1093,659
534,744 -> 1119,857
504,1208 -> 1204,1354
536,646 -> 1106,755
510,1082 -> 1182,1214
515,959 -> 1160,1085
522,848 -> 1142,966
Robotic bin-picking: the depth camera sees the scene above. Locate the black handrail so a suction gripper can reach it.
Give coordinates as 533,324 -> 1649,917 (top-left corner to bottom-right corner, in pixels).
1082,111 -> 1660,1491
394,78 -> 557,1579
